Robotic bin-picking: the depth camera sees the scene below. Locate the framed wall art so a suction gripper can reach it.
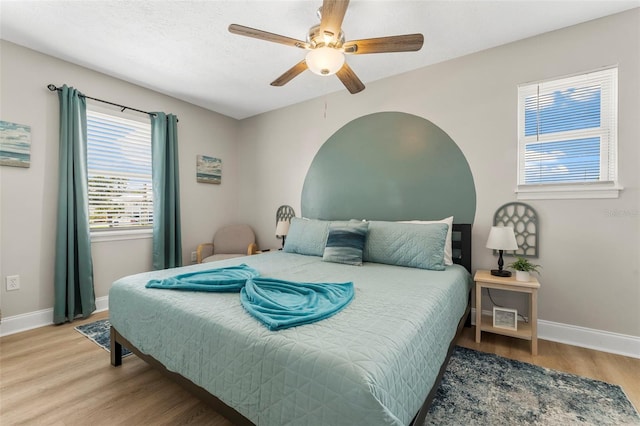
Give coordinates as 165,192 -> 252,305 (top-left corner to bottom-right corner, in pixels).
196,155 -> 222,184
0,120 -> 31,168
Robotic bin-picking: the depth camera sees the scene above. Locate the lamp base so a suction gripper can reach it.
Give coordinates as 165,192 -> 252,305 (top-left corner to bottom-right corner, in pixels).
491,269 -> 512,277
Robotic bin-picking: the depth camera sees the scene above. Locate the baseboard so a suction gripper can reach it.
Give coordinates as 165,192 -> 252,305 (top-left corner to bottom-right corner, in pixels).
537,319 -> 640,360
0,296 -> 109,337
471,308 -> 639,359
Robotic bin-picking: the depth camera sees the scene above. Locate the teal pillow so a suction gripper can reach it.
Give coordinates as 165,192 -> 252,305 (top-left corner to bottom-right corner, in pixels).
322,221 -> 369,266
363,221 -> 447,270
283,218 -> 330,256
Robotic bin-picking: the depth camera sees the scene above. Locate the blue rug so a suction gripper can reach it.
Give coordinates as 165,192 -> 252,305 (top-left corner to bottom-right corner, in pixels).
425,346 -> 639,425
75,320 -> 639,424
74,319 -> 131,358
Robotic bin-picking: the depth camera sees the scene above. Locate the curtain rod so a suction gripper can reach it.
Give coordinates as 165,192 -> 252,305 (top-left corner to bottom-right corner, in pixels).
47,84 -> 157,117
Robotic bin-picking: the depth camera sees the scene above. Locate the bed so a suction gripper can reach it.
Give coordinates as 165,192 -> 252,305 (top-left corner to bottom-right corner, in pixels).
109,220 -> 472,426
110,112 -> 477,425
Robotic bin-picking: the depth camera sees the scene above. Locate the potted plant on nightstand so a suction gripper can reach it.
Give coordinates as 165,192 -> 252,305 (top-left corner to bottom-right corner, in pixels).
508,257 -> 541,282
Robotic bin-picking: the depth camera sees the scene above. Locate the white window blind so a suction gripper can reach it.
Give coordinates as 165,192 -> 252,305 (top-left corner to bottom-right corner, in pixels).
517,68 -> 618,189
87,108 -> 153,230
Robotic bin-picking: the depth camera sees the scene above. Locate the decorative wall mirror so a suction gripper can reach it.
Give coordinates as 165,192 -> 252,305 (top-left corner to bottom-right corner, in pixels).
493,202 -> 538,258
275,205 -> 296,225
275,205 -> 296,246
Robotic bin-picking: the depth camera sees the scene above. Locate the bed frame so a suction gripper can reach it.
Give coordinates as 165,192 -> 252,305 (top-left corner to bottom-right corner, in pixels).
111,223 -> 473,425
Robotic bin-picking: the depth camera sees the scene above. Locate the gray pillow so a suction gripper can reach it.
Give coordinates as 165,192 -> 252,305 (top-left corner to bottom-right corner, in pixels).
363,221 -> 448,270
283,218 -> 330,256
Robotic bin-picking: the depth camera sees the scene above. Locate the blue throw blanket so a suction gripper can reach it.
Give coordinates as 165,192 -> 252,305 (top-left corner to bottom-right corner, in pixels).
145,264 -> 260,292
146,265 -> 354,330
240,277 -> 354,331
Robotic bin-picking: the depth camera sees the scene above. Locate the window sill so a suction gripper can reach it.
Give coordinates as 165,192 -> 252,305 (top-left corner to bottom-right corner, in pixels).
91,228 -> 153,242
516,182 -> 623,200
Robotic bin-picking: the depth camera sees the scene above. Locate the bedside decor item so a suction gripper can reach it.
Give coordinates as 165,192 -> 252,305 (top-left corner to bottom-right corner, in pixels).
493,202 -> 538,258
493,307 -> 518,331
508,257 -> 542,282
275,220 -> 290,248
275,205 -> 295,224
196,155 -> 222,184
486,226 -> 518,277
275,205 -> 295,248
0,120 -> 31,168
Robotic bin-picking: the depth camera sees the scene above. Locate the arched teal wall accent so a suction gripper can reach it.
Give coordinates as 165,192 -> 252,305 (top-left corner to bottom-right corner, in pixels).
301,112 -> 476,223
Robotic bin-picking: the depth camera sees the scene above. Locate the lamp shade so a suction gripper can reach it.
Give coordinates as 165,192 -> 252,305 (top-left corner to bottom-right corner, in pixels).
306,47 -> 345,76
275,220 -> 290,237
486,226 -> 518,250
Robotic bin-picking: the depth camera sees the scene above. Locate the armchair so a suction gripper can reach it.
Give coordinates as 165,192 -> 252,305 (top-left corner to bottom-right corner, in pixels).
196,224 -> 258,263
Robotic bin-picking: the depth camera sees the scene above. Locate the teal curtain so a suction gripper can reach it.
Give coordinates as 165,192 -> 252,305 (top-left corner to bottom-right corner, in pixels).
54,85 -> 95,324
151,112 -> 182,269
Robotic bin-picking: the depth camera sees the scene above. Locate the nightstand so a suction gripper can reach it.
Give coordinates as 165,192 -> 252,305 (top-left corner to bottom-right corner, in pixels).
474,269 -> 540,355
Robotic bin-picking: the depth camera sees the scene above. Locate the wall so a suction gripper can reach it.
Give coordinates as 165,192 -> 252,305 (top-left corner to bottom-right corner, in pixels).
237,10 -> 639,338
1,9 -> 638,343
0,40 -> 240,319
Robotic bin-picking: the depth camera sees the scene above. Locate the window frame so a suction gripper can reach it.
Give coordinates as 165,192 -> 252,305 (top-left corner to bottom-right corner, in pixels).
86,102 -> 153,240
516,67 -> 622,200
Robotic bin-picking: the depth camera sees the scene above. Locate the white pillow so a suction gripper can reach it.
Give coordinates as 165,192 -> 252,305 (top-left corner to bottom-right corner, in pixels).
400,216 -> 454,265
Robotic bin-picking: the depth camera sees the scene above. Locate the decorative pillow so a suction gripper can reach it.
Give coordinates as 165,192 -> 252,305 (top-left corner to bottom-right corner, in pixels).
400,216 -> 454,265
322,221 -> 369,266
283,218 -> 330,257
363,221 -> 448,270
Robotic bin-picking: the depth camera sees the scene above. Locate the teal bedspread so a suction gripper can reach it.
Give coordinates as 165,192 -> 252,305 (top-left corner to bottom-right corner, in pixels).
109,252 -> 471,426
241,277 -> 354,330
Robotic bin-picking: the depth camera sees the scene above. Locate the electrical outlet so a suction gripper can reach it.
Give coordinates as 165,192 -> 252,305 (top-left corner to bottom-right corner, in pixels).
6,275 -> 20,291
191,251 -> 197,263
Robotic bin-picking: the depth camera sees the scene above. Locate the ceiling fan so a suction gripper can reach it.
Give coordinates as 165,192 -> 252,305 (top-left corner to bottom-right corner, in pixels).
228,0 -> 424,94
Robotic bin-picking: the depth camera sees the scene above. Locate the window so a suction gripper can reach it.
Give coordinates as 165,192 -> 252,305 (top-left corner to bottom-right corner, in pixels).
87,106 -> 153,231
517,67 -> 620,199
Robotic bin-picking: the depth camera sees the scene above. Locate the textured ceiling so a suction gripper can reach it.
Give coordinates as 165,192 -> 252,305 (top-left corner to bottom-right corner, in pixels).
1,1 -> 638,119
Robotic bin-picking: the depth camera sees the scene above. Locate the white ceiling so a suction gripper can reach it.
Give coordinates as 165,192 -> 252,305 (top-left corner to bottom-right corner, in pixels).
1,1 -> 638,119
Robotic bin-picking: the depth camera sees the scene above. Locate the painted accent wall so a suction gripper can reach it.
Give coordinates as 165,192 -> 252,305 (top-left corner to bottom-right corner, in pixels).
301,112 -> 476,223
237,10 -> 640,337
0,40 -> 240,318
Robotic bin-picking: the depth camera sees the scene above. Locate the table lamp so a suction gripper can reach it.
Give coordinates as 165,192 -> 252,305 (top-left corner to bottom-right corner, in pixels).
275,220 -> 290,249
486,226 -> 518,277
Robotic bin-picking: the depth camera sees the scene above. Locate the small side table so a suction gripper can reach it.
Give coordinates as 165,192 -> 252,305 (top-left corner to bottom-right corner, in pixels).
474,269 -> 540,355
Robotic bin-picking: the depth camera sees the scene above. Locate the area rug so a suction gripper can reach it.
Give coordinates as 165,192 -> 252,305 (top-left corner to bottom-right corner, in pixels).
74,319 -> 131,357
75,320 -> 639,425
425,346 -> 640,425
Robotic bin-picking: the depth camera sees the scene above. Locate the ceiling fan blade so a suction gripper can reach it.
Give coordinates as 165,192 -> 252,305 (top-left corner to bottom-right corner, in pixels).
320,0 -> 350,40
336,62 -> 365,94
343,34 -> 424,54
229,24 -> 310,49
271,60 -> 309,87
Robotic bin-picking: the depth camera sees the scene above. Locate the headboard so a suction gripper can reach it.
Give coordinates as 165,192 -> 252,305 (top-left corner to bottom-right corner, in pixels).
452,224 -> 472,273
301,112 -> 476,273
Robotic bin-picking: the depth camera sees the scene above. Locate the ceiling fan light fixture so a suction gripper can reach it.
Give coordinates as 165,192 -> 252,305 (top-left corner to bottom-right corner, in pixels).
305,47 -> 345,76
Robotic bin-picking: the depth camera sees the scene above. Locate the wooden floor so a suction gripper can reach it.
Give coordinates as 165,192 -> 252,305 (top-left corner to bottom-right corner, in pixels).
1,311 -> 639,425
